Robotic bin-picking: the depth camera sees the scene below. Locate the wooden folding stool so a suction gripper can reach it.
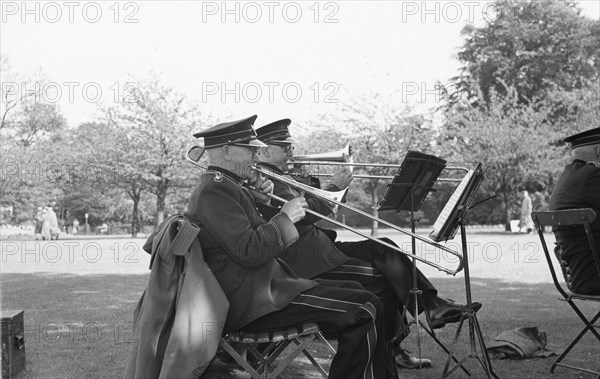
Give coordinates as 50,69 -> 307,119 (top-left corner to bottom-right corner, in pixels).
220,322 -> 336,379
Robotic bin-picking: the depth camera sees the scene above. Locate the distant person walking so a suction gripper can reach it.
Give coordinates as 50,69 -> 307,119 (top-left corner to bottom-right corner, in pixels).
40,208 -> 51,240
519,189 -> 534,233
41,206 -> 60,240
72,218 -> 80,234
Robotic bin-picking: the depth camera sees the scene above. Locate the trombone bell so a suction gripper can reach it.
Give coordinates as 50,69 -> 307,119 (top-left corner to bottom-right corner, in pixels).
309,187 -> 348,204
291,143 -> 353,163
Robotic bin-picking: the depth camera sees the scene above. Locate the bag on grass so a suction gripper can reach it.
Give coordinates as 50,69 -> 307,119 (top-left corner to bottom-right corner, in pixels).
486,326 -> 558,359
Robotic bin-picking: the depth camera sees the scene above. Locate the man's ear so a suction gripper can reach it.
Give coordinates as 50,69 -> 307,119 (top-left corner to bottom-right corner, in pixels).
222,145 -> 232,162
259,146 -> 271,158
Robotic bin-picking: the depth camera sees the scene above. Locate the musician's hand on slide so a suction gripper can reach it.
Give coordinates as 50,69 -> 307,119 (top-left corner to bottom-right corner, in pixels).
328,166 -> 353,190
280,197 -> 308,223
292,164 -> 313,185
249,175 -> 273,205
300,165 -> 312,179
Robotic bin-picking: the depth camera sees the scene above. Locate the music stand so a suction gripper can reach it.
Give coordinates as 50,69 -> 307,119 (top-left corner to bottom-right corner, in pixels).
379,151 -> 446,212
429,164 -> 498,379
379,151 -> 464,370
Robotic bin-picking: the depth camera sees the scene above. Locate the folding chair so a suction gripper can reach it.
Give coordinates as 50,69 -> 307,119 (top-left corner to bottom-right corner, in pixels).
532,208 -> 600,378
220,322 -> 336,379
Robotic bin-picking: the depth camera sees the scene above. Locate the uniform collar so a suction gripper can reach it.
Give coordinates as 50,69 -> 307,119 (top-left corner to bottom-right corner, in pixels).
207,165 -> 245,185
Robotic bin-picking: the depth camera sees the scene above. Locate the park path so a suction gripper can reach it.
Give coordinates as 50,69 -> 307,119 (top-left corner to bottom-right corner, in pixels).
0,230 -> 560,284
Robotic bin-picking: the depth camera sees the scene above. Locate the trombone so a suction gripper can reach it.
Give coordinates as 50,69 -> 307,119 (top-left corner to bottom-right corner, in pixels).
288,144 -> 467,182
186,145 -> 464,276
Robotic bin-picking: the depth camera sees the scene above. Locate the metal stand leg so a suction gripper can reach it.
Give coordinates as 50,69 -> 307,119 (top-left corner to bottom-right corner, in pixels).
398,288 -> 469,374
418,319 -> 471,376
408,204 -> 424,367
398,198 -> 469,374
442,223 -> 498,379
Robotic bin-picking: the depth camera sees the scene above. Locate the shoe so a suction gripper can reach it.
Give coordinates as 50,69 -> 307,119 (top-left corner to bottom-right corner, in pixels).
427,298 -> 482,329
395,349 -> 432,369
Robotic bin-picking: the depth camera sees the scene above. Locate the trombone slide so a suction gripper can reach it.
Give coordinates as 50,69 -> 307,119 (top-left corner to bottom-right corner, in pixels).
253,165 -> 464,275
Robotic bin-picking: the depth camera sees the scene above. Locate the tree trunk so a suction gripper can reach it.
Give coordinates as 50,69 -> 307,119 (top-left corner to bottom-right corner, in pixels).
156,197 -> 165,227
155,178 -> 169,227
156,191 -> 166,227
127,185 -> 142,238
503,191 -> 511,232
370,188 -> 379,237
131,197 -> 139,238
371,206 -> 379,237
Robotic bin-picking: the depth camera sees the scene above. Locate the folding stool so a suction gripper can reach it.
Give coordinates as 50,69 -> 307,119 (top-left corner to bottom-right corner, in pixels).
220,322 -> 336,379
532,208 -> 600,378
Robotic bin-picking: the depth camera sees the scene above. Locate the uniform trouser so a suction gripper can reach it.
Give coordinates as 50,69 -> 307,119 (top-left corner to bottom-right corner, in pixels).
334,238 -> 438,313
554,234 -> 600,295
316,257 -> 403,348
243,282 -> 397,379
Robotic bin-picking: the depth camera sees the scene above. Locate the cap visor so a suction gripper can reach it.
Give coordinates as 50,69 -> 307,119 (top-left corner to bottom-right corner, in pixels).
266,137 -> 297,144
247,139 -> 268,147
280,137 -> 297,143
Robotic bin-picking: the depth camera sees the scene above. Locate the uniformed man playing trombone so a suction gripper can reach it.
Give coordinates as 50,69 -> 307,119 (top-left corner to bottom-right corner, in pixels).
185,115 -> 398,378
255,118 -> 482,370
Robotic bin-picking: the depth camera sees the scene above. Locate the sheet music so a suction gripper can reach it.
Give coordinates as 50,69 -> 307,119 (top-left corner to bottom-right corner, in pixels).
429,169 -> 475,242
378,150 -> 446,212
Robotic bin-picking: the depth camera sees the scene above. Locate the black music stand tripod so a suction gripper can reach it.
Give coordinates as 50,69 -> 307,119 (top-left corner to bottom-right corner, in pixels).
378,152 -> 468,373
441,206 -> 498,379
382,185 -> 470,374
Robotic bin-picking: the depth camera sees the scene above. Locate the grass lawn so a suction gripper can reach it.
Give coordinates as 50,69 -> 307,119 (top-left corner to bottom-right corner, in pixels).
1,232 -> 599,378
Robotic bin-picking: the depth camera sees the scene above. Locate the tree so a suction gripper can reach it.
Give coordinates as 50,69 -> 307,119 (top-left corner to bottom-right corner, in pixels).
1,56 -> 65,140
0,132 -> 74,225
106,74 -> 201,226
544,79 -> 600,135
0,75 -> 67,224
11,102 -> 66,147
441,87 -> 562,230
0,58 -> 67,224
1,55 -> 31,130
438,0 -> 599,230
446,0 -> 599,107
65,122 -> 150,237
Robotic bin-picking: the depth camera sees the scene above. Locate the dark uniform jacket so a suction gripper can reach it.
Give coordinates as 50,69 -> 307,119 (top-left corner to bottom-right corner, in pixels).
550,159 -> 600,294
257,163 -> 349,279
185,166 -> 317,333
